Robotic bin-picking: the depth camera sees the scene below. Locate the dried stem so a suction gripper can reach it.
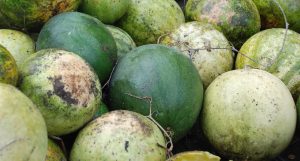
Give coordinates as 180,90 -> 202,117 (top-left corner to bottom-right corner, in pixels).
49,135 -> 68,157
124,93 -> 174,156
102,59 -> 119,89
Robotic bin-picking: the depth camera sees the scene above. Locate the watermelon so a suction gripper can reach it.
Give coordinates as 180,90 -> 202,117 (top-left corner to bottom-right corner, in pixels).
80,0 -> 130,24
106,25 -> 136,58
93,101 -> 109,119
108,44 -> 203,141
235,28 -> 300,98
202,69 -> 296,160
0,83 -> 48,161
46,139 -> 67,161
253,0 -> 300,33
0,44 -> 18,86
167,151 -> 220,161
36,12 -> 117,84
0,29 -> 35,68
160,21 -> 234,88
70,110 -> 166,161
19,49 -> 101,136
118,0 -> 185,45
0,0 -> 81,31
185,0 -> 261,48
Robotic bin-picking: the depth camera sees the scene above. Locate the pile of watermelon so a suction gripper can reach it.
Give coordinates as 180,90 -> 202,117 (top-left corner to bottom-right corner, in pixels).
0,0 -> 299,160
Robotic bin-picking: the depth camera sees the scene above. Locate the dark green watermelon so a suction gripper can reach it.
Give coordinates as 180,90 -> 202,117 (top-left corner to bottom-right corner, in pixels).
108,44 -> 204,141
36,12 -> 117,84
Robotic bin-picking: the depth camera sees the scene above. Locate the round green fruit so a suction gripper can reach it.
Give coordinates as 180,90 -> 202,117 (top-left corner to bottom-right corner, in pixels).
80,0 -> 130,24
46,139 -> 67,161
0,83 -> 48,161
70,110 -> 166,161
93,101 -> 109,119
0,0 -> 81,30
185,0 -> 261,48
235,28 -> 300,98
202,69 -> 296,160
160,21 -> 234,88
0,29 -> 35,68
36,12 -> 117,84
106,25 -> 136,58
167,151 -> 220,161
19,49 -> 101,136
0,44 -> 18,86
118,0 -> 185,45
108,44 -> 203,141
253,0 -> 300,33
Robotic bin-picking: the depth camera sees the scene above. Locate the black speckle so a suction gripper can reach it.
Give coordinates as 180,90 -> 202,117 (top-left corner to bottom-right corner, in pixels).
125,141 -> 129,152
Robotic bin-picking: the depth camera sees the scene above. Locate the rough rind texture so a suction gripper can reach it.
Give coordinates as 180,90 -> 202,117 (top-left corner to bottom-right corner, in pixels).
46,139 -> 67,161
106,25 -> 136,58
0,0 -> 81,30
236,28 -> 300,98
161,21 -> 234,88
0,83 -> 48,161
0,29 -> 35,68
19,49 -> 101,136
36,12 -> 117,84
70,110 -> 166,161
202,69 -> 296,160
253,0 -> 300,33
185,0 -> 261,48
0,44 -> 18,86
118,0 -> 185,45
108,44 -> 203,141
80,0 -> 130,24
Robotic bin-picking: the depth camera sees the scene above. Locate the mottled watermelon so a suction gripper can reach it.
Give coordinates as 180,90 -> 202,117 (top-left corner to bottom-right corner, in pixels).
36,12 -> 117,84
80,0 -> 130,24
70,110 -> 166,161
19,49 -> 101,136
202,69 -> 296,160
0,83 -> 48,161
106,25 -> 136,58
108,44 -> 203,141
118,0 -> 185,45
253,0 -> 300,33
0,29 -> 35,68
160,21 -> 234,88
235,28 -> 300,98
46,139 -> 67,161
0,44 -> 18,86
0,0 -> 81,30
185,0 -> 261,48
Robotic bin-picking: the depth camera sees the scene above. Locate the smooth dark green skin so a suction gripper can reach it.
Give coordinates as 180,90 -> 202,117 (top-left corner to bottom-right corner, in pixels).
108,44 -> 204,141
36,12 -> 117,84
253,0 -> 300,33
185,0 -> 261,48
0,0 -> 81,31
80,0 -> 130,24
93,102 -> 109,119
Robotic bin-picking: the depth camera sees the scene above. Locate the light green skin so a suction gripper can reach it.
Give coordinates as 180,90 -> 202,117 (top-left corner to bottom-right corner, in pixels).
80,0 -> 130,24
297,96 -> 300,128
185,0 -> 261,48
0,44 -> 18,86
19,49 -> 102,136
236,29 -> 300,98
202,69 -> 296,160
106,25 -> 136,58
46,139 -> 67,161
253,0 -> 300,33
70,110 -> 166,161
0,29 -> 35,68
161,21 -> 234,89
0,0 -> 81,30
118,0 -> 185,46
0,83 -> 48,161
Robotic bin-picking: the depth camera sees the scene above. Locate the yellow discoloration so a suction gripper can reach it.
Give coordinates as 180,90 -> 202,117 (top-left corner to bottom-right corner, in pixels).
167,151 -> 220,161
0,45 -> 18,86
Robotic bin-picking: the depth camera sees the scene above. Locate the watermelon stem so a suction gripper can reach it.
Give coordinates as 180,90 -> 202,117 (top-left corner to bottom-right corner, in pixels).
102,59 -> 119,89
269,0 -> 289,68
49,135 -> 68,158
124,93 -> 174,157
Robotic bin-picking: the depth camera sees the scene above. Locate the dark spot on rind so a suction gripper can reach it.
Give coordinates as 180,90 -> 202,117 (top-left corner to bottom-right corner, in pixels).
49,75 -> 79,106
124,141 -> 129,152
